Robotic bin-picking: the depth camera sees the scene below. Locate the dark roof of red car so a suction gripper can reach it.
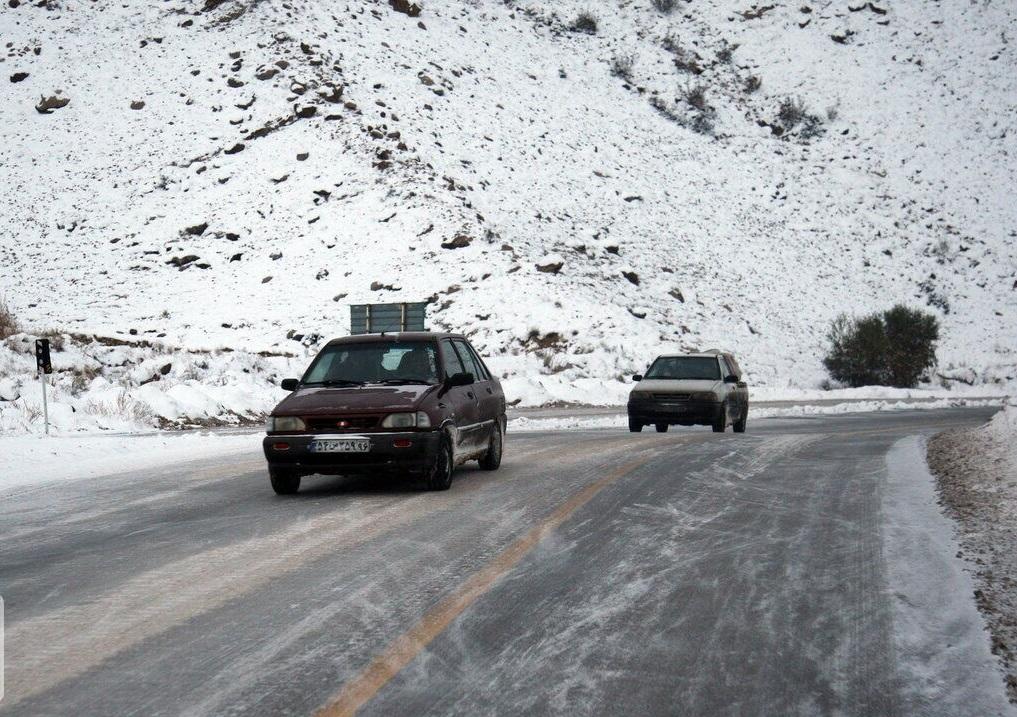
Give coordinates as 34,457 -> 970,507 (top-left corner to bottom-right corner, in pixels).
325,332 -> 464,346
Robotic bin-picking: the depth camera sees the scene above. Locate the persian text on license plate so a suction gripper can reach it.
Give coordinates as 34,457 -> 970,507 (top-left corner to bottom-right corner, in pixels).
310,438 -> 371,453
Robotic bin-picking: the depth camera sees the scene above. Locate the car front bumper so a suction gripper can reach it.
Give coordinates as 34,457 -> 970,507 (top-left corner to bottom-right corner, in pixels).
263,430 -> 442,476
628,399 -> 723,426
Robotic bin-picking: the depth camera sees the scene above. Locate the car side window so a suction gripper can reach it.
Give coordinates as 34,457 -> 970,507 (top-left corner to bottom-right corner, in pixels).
718,356 -> 731,378
452,340 -> 481,380
460,341 -> 491,381
440,340 -> 465,379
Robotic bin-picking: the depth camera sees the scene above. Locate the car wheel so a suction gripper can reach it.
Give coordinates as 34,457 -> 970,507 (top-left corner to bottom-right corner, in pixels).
712,405 -> 727,433
628,417 -> 643,433
733,410 -> 747,433
655,423 -> 668,433
479,421 -> 503,471
426,436 -> 454,491
269,469 -> 301,495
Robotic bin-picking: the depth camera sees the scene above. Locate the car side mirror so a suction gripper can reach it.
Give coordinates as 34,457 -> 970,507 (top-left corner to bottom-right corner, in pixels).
632,374 -> 643,382
723,375 -> 738,384
280,378 -> 299,391
447,372 -> 475,387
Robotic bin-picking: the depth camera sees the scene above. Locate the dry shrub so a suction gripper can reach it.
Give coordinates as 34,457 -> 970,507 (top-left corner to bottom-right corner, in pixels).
571,10 -> 598,34
0,300 -> 18,339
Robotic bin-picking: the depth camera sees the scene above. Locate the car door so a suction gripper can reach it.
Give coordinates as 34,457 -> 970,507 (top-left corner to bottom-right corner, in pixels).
724,353 -> 749,415
449,339 -> 488,454
454,339 -> 499,443
460,339 -> 502,428
718,356 -> 739,423
439,339 -> 481,459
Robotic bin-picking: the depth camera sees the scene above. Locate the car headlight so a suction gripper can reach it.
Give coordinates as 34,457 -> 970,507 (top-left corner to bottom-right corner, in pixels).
382,411 -> 431,429
691,392 -> 718,401
267,416 -> 306,432
629,391 -> 651,400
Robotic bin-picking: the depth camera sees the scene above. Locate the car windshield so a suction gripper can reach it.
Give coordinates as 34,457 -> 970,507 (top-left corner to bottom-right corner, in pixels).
301,341 -> 440,386
644,356 -> 721,380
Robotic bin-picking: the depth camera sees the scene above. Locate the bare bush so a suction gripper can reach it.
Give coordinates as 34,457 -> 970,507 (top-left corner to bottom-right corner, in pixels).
85,392 -> 155,425
610,53 -> 637,81
683,82 -> 709,111
71,365 -> 102,395
649,94 -> 714,136
19,400 -> 42,423
571,10 -> 598,34
651,0 -> 676,13
689,111 -> 715,135
778,97 -> 807,127
0,300 -> 18,339
649,96 -> 683,123
662,35 -> 703,74
39,329 -> 65,351
716,41 -> 736,64
778,96 -> 824,139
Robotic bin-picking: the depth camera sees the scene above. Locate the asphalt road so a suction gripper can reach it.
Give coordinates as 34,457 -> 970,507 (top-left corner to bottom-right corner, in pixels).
0,407 -> 1002,716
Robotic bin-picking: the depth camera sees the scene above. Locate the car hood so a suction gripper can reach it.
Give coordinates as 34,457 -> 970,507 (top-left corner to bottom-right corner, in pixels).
631,379 -> 721,395
272,384 -> 439,415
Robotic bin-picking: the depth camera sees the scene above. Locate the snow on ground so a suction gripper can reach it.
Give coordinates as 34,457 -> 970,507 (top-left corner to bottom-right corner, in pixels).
0,332 -> 301,433
1,0 -> 1015,412
929,402 -> 1017,704
0,430 -> 259,493
0,325 -> 1006,436
883,436 -> 1015,716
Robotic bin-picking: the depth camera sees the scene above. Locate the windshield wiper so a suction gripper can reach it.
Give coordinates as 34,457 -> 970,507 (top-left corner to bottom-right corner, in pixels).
375,378 -> 436,386
306,379 -> 365,387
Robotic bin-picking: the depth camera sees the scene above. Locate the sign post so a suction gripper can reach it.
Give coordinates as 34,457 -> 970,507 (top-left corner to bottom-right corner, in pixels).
35,338 -> 52,435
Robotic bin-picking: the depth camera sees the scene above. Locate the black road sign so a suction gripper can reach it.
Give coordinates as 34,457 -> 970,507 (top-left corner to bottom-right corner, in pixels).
36,338 -> 53,374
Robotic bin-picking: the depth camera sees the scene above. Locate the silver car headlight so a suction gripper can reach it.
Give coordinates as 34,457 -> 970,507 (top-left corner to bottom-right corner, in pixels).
629,391 -> 652,400
382,411 -> 431,429
268,416 -> 306,432
691,392 -> 718,401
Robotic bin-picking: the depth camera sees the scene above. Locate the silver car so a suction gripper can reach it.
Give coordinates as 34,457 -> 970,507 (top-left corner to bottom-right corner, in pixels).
627,351 -> 749,433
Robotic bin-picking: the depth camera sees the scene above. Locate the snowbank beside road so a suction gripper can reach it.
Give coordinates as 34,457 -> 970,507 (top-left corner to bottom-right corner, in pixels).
2,331 -> 1006,437
0,332 -> 301,434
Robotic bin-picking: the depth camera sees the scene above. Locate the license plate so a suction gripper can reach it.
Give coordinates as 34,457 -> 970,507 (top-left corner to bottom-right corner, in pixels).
309,438 -> 371,453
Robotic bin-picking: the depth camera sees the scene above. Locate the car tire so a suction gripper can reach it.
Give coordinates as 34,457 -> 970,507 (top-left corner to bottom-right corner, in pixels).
733,410 -> 747,433
479,421 -> 503,471
426,436 -> 454,491
269,469 -> 301,495
628,417 -> 643,433
712,405 -> 727,433
655,423 -> 668,433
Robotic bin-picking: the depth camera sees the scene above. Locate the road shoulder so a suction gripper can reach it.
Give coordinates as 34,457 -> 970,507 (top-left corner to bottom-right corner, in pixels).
883,435 -> 1014,716
929,405 -> 1017,706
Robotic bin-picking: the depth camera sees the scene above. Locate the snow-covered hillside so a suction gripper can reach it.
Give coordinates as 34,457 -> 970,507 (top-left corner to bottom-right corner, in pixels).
2,0 -> 1015,414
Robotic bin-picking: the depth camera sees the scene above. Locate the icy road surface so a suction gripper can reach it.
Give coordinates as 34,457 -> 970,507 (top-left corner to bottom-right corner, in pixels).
1,408 -> 1012,716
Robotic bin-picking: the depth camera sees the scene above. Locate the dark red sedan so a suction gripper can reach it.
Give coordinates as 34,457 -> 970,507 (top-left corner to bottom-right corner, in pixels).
263,332 -> 506,494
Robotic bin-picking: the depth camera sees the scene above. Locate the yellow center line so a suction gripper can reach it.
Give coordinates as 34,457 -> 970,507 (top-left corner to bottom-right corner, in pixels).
312,453 -> 657,717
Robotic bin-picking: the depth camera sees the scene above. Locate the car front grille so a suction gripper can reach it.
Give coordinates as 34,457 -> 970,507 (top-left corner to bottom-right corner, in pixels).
304,415 -> 381,432
653,393 -> 691,401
